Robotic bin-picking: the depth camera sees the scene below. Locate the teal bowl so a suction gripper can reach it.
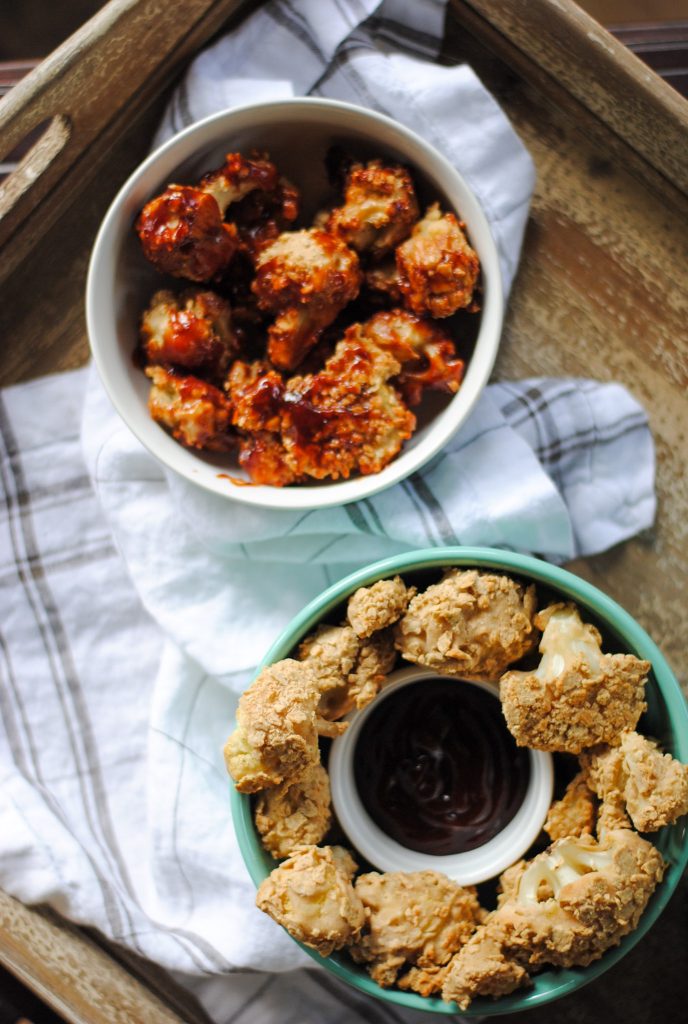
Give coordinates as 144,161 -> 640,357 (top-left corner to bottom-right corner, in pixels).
230,546 -> 688,1015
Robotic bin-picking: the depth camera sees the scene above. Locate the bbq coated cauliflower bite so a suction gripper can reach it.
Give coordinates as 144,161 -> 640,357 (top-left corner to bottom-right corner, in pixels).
582,730 -> 688,832
140,288 -> 237,375
146,365 -> 234,451
136,153 -> 280,281
252,228 -> 362,370
395,569 -> 538,680
500,603 -> 650,754
224,659 -> 323,793
326,158 -> 420,256
396,203 -> 480,318
256,845 -> 365,956
349,871 -> 483,990
254,763 -> 332,860
441,829 -> 665,1009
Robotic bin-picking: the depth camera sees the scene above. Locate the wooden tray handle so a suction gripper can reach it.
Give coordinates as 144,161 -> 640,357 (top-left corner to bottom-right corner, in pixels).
0,0 -> 247,287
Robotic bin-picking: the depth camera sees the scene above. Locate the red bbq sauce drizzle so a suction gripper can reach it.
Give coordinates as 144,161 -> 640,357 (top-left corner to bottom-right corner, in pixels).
354,679 -> 530,856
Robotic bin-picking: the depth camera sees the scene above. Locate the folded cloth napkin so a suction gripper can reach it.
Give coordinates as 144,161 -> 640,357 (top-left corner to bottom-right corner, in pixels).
0,2 -> 656,1023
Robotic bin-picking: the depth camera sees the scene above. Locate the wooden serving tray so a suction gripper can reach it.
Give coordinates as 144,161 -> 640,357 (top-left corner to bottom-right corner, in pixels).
0,1 -> 686,1021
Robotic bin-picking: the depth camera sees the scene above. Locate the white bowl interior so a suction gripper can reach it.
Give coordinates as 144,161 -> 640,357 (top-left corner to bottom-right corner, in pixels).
87,99 -> 504,510
329,666 -> 553,885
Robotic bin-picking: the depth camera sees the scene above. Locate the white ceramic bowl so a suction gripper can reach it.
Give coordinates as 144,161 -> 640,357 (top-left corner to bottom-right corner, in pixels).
329,665 -> 553,885
87,98 -> 504,510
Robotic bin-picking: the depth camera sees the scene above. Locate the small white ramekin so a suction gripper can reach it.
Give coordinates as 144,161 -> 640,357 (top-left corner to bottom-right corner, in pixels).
329,666 -> 553,885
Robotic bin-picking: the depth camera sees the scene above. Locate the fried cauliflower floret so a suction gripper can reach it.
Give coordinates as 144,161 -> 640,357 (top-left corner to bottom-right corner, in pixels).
146,365 -> 234,451
254,763 -> 332,860
442,829 -> 664,1009
346,576 -> 412,638
500,603 -> 649,754
582,730 -> 688,832
255,845 -> 365,956
350,871 -> 482,989
327,159 -> 419,256
396,203 -> 480,318
226,360 -> 284,433
298,624 -> 395,720
140,288 -> 238,375
395,570 -> 537,681
441,924 -> 531,1008
349,309 -> 465,406
136,153 -> 279,281
199,151 -> 278,211
225,322 -> 418,485
252,228 -> 362,370
544,770 -> 598,842
280,333 -> 416,480
223,659 -> 322,793
136,184 -> 239,282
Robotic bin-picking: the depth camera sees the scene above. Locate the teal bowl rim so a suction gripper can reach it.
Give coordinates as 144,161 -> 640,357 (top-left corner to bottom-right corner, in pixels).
230,546 -> 688,1015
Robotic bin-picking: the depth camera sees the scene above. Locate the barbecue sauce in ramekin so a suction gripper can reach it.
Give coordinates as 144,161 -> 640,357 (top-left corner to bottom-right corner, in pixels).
353,678 -> 530,856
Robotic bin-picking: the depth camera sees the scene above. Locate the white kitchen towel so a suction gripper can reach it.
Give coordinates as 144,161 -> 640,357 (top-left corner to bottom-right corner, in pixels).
0,2 -> 657,1023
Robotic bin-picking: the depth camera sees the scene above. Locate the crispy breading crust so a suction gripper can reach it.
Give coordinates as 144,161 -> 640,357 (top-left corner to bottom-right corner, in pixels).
544,770 -> 598,842
500,604 -> 649,754
350,871 -> 483,988
224,659 -> 321,793
254,763 -> 332,859
327,159 -> 420,256
298,623 -> 396,720
395,569 -> 538,681
582,731 -> 688,832
441,829 -> 664,1009
255,845 -> 365,956
347,576 -> 412,638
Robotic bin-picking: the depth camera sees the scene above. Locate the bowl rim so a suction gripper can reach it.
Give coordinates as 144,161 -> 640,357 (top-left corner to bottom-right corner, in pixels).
230,546 -> 688,1015
86,96 -> 504,511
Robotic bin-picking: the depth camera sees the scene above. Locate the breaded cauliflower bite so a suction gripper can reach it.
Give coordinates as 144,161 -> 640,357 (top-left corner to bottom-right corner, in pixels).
145,365 -> 234,451
254,763 -> 332,860
350,871 -> 483,990
140,288 -> 237,375
349,309 -> 465,406
224,659 -> 323,793
441,829 -> 664,1009
298,623 -> 396,720
582,730 -> 688,832
544,770 -> 598,842
256,845 -> 365,956
500,603 -> 650,754
252,228 -> 362,370
136,153 -> 279,281
280,333 -> 416,480
346,576 -> 412,638
395,569 -> 538,681
327,159 -> 420,256
396,203 -> 480,318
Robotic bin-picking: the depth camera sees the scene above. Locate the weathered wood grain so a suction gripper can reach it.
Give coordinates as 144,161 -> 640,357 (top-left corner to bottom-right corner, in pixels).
0,889 -> 212,1024
458,0 -> 688,195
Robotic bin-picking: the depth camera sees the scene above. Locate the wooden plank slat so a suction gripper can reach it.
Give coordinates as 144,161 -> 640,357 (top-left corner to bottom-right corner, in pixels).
455,0 -> 688,196
0,890 -> 212,1024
